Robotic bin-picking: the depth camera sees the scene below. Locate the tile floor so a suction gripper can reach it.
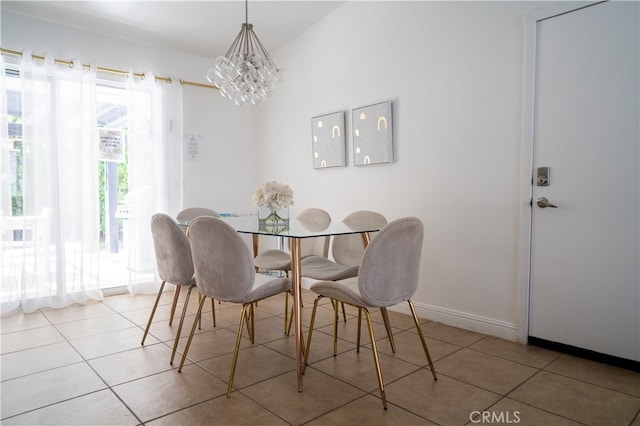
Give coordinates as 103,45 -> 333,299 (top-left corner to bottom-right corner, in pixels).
2,288 -> 640,425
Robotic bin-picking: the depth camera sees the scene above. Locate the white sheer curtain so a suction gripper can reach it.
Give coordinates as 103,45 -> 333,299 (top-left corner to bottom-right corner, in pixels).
125,72 -> 183,294
1,52 -> 102,314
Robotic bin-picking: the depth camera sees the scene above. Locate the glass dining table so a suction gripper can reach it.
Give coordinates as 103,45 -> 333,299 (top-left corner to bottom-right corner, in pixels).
212,214 -> 382,392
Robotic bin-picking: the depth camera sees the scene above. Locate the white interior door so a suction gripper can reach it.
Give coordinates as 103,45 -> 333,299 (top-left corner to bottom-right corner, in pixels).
529,1 -> 639,362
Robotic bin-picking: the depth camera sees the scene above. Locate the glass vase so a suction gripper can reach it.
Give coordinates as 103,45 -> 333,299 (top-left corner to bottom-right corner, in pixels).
258,206 -> 289,233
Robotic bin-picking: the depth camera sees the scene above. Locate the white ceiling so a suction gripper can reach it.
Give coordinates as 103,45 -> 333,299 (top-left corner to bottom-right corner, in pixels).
1,0 -> 346,58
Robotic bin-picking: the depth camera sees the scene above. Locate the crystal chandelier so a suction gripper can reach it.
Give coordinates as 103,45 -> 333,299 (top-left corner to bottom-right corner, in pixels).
207,0 -> 286,106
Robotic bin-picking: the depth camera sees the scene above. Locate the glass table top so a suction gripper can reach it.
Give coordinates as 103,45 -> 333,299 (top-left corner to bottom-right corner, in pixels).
180,214 -> 382,238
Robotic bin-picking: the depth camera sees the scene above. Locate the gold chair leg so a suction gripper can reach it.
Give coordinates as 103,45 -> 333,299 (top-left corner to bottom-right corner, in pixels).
168,284 -> 181,326
211,297 -> 216,327
341,302 -> 347,322
380,307 -> 396,353
284,291 -> 290,334
332,299 -> 339,356
227,304 -> 248,397
363,308 -> 387,409
250,303 -> 255,343
198,292 -> 203,330
141,281 -> 165,345
357,308 -> 362,353
408,299 -> 437,381
286,290 -> 303,337
303,296 -> 322,374
178,294 -> 206,372
243,304 -> 255,343
170,285 -> 196,365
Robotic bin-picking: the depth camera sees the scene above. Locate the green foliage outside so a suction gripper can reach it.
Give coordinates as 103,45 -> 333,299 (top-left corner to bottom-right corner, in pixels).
9,115 -> 23,216
98,144 -> 129,237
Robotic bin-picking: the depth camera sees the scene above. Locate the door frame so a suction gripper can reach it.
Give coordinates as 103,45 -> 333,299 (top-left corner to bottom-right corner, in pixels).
516,1 -> 605,344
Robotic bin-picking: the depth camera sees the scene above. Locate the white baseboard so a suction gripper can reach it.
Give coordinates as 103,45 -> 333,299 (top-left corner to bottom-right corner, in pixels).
388,301 -> 519,342
301,278 -> 519,342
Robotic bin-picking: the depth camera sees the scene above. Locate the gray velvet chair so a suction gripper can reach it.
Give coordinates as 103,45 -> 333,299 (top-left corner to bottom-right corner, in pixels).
253,207 -> 331,333
178,216 -> 291,398
301,210 -> 388,337
143,213 -> 203,365
176,207 -> 220,223
171,207 -> 220,326
301,210 -> 387,280
303,217 -> 437,409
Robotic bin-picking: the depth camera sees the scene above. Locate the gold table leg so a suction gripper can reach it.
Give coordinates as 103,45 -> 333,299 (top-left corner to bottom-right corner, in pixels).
289,237 -> 303,392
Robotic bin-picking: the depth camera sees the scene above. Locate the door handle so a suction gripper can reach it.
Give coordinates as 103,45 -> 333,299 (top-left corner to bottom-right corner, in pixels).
536,197 -> 558,208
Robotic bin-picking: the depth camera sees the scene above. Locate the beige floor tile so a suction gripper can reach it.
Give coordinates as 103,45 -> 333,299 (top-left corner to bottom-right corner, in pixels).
0,310 -> 50,334
146,392 -> 288,425
545,354 -> 640,397
102,293 -> 165,312
1,325 -> 64,354
297,326 -> 358,364
376,329 -> 461,366
368,308 -> 421,332
1,341 -> 82,381
469,336 -> 561,368
144,313 -> 211,342
384,369 -> 501,426
170,298 -> 245,330
308,346 -> 421,393
482,397 -> 583,426
89,343 -> 179,386
69,325 -> 157,359
112,363 -> 227,423
248,315 -> 297,344
53,313 -> 136,340
1,389 -> 139,425
182,294 -> 247,322
303,300 -> 353,330
175,326 -> 252,363
241,369 -> 366,426
435,348 -> 538,395
305,394 -> 436,425
119,303 -> 176,325
0,362 -> 107,419
41,301 -> 116,324
198,344 -> 296,389
315,312 -> 401,348
509,371 -> 640,425
421,321 -> 485,347
4,291 -> 637,426
199,302 -> 244,329
251,293 -> 291,317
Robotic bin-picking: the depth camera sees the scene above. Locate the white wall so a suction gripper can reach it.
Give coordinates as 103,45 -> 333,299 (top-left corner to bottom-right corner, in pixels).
2,1 -> 548,341
253,1 -> 545,340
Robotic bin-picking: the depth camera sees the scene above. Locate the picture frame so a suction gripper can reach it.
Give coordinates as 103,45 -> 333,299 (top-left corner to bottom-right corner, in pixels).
351,101 -> 393,166
311,111 -> 346,169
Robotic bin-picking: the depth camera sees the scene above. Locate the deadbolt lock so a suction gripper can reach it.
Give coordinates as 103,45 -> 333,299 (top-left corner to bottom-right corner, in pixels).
536,166 -> 550,186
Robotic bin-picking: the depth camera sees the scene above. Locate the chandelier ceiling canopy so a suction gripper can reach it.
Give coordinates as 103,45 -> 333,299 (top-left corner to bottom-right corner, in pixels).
207,0 -> 286,106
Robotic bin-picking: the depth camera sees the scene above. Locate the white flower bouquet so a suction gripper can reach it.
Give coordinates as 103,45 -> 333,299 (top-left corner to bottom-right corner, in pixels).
251,181 -> 294,210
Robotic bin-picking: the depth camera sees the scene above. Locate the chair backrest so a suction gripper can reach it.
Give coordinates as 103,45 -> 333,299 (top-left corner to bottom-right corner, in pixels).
296,208 -> 331,258
357,217 -> 424,307
176,207 -> 220,223
151,213 -> 194,285
188,216 -> 256,303
332,210 -> 387,266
